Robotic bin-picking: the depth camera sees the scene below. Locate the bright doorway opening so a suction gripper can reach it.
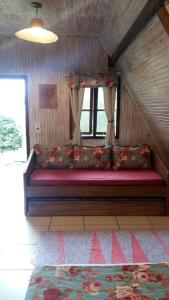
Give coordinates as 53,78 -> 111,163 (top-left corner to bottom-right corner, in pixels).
0,76 -> 28,166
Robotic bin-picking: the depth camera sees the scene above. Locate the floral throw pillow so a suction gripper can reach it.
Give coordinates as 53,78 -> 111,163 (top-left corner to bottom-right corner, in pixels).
73,145 -> 112,169
112,145 -> 152,170
34,144 -> 73,168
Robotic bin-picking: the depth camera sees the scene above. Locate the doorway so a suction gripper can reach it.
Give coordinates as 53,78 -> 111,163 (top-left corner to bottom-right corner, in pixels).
0,76 -> 29,215
0,76 -> 29,166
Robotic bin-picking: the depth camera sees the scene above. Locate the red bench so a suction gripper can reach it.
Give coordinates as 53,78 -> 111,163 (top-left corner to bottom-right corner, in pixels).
24,150 -> 169,216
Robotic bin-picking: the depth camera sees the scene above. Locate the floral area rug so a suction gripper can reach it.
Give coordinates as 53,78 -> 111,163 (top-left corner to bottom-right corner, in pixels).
25,264 -> 169,299
33,230 -> 169,266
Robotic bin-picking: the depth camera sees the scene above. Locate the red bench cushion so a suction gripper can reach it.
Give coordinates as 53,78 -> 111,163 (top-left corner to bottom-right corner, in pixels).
29,169 -> 164,186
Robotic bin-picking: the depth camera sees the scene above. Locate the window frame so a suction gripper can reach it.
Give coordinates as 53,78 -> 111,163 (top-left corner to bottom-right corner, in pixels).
115,74 -> 121,140
81,87 -> 106,139
80,88 -> 93,135
70,76 -> 121,140
93,88 -> 106,137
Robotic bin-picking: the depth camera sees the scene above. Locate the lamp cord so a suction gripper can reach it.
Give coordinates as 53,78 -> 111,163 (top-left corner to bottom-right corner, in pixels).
32,2 -> 42,17
36,7 -> 38,17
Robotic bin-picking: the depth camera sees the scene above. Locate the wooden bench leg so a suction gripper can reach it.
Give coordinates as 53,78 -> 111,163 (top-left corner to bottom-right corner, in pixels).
23,175 -> 28,216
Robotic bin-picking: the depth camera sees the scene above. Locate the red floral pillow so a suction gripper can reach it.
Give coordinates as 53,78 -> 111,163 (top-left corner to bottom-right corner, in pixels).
34,144 -> 73,168
73,145 -> 112,169
112,145 -> 152,170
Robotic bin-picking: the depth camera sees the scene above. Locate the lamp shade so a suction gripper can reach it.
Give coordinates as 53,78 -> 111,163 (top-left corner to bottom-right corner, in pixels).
15,18 -> 58,44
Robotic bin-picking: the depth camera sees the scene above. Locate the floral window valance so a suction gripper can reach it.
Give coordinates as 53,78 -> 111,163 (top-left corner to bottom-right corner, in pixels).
66,72 -> 117,88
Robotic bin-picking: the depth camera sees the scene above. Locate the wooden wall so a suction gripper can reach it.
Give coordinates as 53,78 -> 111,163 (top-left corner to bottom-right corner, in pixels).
119,82 -> 152,146
0,36 -> 106,149
117,16 -> 169,165
0,35 -> 152,151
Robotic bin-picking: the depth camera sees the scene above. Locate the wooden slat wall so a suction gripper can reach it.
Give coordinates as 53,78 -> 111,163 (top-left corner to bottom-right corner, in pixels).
117,16 -> 169,165
100,0 -> 148,55
0,35 -> 152,150
0,36 -> 107,149
119,82 -> 153,146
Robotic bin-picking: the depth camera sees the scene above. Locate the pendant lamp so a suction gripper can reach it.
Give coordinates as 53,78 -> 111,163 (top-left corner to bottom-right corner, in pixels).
15,2 -> 58,44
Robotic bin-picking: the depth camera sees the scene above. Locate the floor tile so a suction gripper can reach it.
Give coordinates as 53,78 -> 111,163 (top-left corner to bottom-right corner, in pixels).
49,225 -> 84,231
51,216 -> 83,226
0,270 -> 32,300
26,217 -> 51,226
152,224 -> 169,229
0,245 -> 36,269
84,216 -> 117,225
0,214 -> 26,225
85,224 -> 119,230
0,225 -> 48,245
119,224 -> 154,230
116,216 -> 151,225
148,216 -> 169,225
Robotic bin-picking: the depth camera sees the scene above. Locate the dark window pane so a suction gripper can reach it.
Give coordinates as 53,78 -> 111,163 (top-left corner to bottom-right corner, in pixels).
82,88 -> 91,109
96,111 -> 107,133
80,111 -> 90,133
98,88 -> 104,109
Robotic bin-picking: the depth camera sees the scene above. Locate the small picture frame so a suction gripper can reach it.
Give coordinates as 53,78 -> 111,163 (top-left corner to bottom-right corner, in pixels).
39,84 -> 57,109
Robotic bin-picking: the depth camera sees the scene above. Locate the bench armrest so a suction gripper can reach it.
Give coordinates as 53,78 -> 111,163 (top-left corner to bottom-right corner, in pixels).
153,153 -> 169,184
23,149 -> 36,180
154,154 -> 169,215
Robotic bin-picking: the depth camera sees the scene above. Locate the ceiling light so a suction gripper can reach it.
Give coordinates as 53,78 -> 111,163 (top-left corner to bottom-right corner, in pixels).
15,2 -> 58,44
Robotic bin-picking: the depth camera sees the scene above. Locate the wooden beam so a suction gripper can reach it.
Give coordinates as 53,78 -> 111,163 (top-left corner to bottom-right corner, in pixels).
157,3 -> 169,37
109,0 -> 164,64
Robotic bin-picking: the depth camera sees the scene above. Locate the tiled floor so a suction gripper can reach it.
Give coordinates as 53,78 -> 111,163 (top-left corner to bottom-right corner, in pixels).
24,215 -> 169,230
0,164 -> 169,299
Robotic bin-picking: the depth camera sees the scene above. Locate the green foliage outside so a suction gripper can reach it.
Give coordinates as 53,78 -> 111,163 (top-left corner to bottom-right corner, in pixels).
0,115 -> 22,154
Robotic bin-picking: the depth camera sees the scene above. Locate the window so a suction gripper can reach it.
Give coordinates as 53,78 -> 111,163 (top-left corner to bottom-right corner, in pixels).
70,76 -> 121,140
80,87 -> 106,138
80,84 -> 120,139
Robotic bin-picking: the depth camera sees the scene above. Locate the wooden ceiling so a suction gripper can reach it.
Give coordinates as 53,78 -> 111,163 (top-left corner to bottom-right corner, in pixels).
0,0 -> 148,49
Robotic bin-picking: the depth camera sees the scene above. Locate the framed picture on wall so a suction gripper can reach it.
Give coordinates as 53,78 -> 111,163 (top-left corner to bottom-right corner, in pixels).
39,84 -> 57,109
